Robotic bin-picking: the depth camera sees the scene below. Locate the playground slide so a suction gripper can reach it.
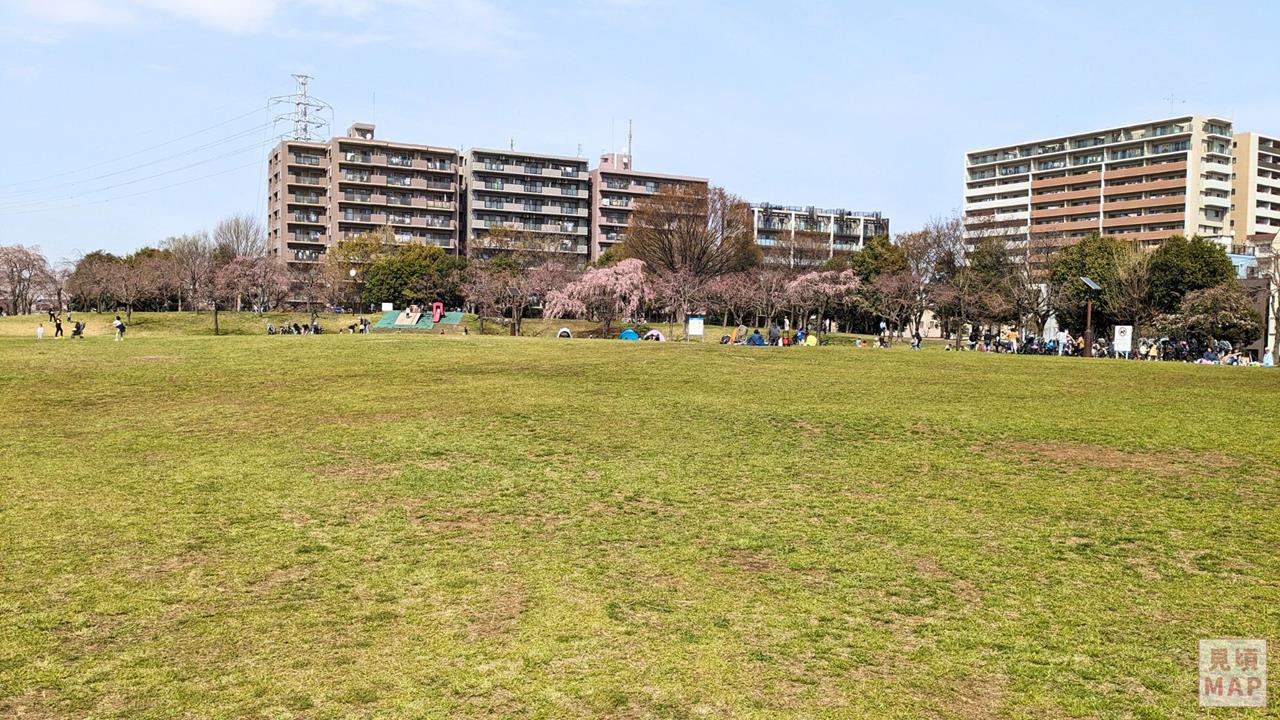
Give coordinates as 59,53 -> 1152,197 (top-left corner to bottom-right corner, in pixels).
431,302 -> 444,323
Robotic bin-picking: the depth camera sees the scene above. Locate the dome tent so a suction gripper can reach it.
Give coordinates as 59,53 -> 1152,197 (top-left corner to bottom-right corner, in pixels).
618,328 -> 640,341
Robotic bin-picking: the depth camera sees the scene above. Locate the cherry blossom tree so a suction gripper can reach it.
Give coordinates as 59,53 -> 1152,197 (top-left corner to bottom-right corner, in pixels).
0,244 -> 51,315
704,272 -> 756,326
544,258 -> 650,335
785,269 -> 861,334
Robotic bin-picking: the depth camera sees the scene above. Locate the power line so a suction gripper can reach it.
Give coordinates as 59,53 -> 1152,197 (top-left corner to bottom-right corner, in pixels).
0,160 -> 266,217
0,135 -> 286,211
0,121 -> 276,199
0,105 -> 270,191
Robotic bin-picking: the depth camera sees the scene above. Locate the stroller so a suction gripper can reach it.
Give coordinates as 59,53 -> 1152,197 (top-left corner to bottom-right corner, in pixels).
71,321 -> 85,339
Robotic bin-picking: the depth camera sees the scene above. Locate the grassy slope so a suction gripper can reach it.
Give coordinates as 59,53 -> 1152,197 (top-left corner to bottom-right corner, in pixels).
0,331 -> 1277,719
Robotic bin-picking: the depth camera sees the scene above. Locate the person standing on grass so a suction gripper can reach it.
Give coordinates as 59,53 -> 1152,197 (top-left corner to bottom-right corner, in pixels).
54,316 -> 63,338
112,315 -> 125,341
37,323 -> 44,339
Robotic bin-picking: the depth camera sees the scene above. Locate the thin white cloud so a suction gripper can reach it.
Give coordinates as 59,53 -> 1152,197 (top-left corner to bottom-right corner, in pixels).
6,0 -> 511,39
11,0 -> 133,26
5,64 -> 42,82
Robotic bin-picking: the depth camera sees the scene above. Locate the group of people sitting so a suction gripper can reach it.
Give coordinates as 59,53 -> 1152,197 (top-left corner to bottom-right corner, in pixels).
267,321 -> 322,336
721,323 -> 819,347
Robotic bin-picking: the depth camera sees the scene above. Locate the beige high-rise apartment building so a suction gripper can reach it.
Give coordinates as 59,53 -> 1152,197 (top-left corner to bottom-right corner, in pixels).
964,116 -> 1234,254
1230,132 -> 1280,239
462,149 -> 591,260
588,152 -> 708,261
266,123 -> 461,266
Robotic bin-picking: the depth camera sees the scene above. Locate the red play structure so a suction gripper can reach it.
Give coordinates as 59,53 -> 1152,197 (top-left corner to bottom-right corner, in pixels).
431,302 -> 444,323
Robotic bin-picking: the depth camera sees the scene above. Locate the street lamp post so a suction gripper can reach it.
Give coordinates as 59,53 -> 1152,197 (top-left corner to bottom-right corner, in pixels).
1081,276 -> 1101,358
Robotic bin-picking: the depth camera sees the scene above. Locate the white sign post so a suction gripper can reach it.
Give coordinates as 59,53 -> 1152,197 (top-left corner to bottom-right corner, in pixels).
1113,325 -> 1133,357
687,315 -> 704,341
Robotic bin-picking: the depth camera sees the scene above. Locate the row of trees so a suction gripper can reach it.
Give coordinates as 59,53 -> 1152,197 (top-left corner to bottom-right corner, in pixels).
5,188 -> 1268,349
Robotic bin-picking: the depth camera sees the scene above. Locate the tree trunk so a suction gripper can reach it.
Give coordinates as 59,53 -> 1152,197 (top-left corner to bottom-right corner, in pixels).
213,304 -> 220,336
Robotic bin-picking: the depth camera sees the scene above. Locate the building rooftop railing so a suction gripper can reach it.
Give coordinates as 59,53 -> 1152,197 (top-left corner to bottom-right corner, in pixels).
754,203 -> 883,219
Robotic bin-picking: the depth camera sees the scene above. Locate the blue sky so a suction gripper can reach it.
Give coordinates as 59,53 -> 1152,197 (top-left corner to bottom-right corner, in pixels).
2,0 -> 1279,261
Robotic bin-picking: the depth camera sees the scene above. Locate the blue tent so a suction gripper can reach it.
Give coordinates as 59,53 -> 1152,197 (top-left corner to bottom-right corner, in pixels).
618,328 -> 640,341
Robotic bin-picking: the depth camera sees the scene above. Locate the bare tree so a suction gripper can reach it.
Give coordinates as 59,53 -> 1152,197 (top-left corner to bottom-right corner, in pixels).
625,185 -> 761,326
290,264 -> 331,324
163,233 -> 214,312
103,255 -> 161,322
771,228 -> 831,269
213,214 -> 267,258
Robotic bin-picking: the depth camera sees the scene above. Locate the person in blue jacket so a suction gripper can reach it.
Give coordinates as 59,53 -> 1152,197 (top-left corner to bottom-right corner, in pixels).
746,329 -> 766,346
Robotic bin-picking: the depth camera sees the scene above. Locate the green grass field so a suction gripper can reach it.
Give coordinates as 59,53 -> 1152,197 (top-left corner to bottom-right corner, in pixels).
2,313 -> 1277,718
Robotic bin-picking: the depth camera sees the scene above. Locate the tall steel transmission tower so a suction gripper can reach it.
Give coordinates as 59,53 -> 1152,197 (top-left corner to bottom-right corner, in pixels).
269,74 -> 332,141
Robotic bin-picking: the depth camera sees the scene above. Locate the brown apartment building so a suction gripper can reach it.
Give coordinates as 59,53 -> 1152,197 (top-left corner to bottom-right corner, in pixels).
462,148 -> 591,261
964,115 -> 1234,256
266,123 -> 461,266
588,152 -> 708,260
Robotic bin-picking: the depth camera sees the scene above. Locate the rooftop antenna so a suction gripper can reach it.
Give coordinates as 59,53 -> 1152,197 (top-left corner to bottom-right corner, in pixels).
509,137 -> 515,151
627,119 -> 633,160
269,74 -> 332,141
576,143 -> 582,157
1163,93 -> 1186,116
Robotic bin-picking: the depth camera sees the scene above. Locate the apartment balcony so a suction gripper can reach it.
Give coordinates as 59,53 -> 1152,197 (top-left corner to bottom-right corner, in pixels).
1103,178 -> 1185,197
289,175 -> 324,186
289,249 -> 324,263
1258,158 -> 1280,174
291,233 -> 326,245
1030,218 -> 1100,233
1104,196 -> 1185,212
341,191 -> 387,204
290,193 -> 324,205
483,202 -> 588,218
1030,172 -> 1085,192
288,155 -> 325,167
1104,211 -> 1185,229
1031,204 -> 1097,219
1110,229 -> 1180,243
966,197 -> 1030,212
965,180 -> 1028,198
1202,195 -> 1231,210
291,211 -> 324,224
1105,161 -> 1186,180
476,181 -> 586,198
1201,178 -> 1232,194
1033,187 -> 1102,203
476,163 -> 586,179
602,180 -> 663,195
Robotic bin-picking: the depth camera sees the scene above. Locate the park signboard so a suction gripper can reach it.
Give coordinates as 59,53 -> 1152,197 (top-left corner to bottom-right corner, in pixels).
1113,325 -> 1133,354
687,315 -> 704,339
